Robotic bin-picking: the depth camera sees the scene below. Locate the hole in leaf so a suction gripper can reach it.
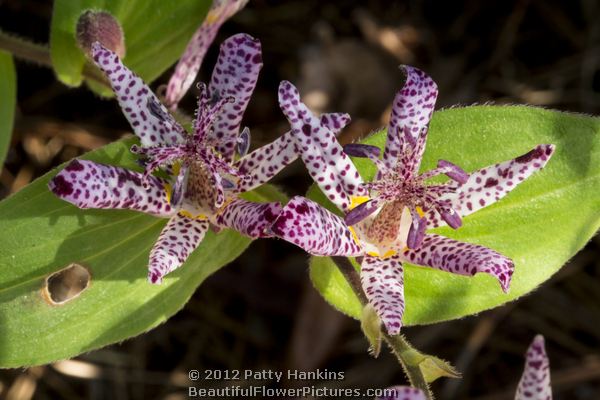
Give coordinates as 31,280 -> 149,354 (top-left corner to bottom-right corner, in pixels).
43,263 -> 91,305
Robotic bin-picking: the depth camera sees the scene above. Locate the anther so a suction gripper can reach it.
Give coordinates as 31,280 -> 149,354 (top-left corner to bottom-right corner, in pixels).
237,127 -> 251,156
343,144 -> 381,158
438,160 -> 469,184
146,96 -> 170,122
345,199 -> 379,225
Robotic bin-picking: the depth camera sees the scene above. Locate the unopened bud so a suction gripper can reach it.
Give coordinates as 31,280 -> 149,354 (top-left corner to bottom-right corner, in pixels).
76,10 -> 125,58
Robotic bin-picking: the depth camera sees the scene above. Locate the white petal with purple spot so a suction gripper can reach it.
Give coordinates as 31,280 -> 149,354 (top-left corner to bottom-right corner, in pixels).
165,0 -> 249,107
515,335 -> 552,400
91,43 -> 184,146
208,33 -> 263,162
278,81 -> 366,212
400,234 -> 514,292
383,66 -> 438,169
272,196 -> 363,256
360,255 -> 405,335
148,214 -> 209,284
213,198 -> 281,238
48,159 -> 174,217
234,112 -> 351,193
427,144 -> 555,228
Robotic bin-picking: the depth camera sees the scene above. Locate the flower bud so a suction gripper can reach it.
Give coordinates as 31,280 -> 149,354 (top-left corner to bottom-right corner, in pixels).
76,10 -> 125,58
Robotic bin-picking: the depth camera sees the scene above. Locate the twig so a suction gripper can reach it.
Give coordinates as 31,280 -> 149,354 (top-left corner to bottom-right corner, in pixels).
0,30 -> 110,89
331,256 -> 367,304
384,333 -> 433,398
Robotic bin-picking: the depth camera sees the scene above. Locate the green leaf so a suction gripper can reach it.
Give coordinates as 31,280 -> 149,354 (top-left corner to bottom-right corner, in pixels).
415,354 -> 461,383
398,346 -> 460,383
50,0 -> 210,91
0,138 -> 286,367
310,106 -> 600,325
0,51 -> 16,166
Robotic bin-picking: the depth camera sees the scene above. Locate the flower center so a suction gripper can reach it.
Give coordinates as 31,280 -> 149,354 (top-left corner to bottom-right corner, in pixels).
348,160 -> 466,254
369,171 -> 428,206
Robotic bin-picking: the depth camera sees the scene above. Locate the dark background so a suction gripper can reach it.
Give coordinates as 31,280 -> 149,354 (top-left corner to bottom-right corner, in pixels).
1,0 -> 600,399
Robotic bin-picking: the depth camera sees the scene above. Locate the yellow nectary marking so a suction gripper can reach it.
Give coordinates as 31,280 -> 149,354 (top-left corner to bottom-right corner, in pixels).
348,226 -> 362,247
163,183 -> 207,220
172,161 -> 181,176
179,210 -> 208,220
350,225 -> 398,259
349,196 -> 370,210
382,249 -> 397,258
214,197 -> 236,216
205,9 -> 221,24
164,182 -> 172,203
416,206 -> 424,217
348,196 -> 400,258
366,249 -> 397,259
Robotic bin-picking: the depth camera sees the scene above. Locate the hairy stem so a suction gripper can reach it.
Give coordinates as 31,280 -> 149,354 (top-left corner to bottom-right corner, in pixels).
0,30 -> 110,88
384,333 -> 434,399
331,256 -> 367,304
331,256 -> 433,399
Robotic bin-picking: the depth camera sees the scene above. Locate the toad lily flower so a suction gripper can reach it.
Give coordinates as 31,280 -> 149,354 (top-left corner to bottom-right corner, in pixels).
165,0 -> 248,108
515,335 -> 552,400
273,69 -> 554,335
48,33 -> 313,284
376,335 -> 552,400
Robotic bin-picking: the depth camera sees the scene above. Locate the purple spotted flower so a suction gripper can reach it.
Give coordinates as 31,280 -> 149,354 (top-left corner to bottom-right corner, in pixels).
49,33 -> 305,284
377,335 -> 552,400
515,335 -> 552,400
165,0 -> 248,108
272,67 -> 554,335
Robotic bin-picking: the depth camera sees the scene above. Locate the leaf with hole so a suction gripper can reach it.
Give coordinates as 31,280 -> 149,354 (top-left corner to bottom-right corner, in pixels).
0,138 -> 287,367
309,106 -> 600,325
50,0 -> 210,94
0,51 -> 16,166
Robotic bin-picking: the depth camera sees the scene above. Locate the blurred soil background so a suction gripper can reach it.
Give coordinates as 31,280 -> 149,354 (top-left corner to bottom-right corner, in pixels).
1,0 -> 600,399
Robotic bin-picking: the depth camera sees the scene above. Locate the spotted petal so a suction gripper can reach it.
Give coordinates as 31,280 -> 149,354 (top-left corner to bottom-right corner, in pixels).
148,214 -> 209,284
278,81 -> 366,212
400,234 -> 514,292
48,160 -> 174,217
376,387 -> 427,400
383,66 -> 438,169
320,112 -> 352,136
213,198 -> 281,238
360,255 -> 405,335
234,113 -> 351,193
272,196 -> 363,256
91,43 -> 184,147
426,144 -> 555,228
235,132 -> 296,193
165,0 -> 248,107
515,335 -> 552,400
208,33 -> 263,162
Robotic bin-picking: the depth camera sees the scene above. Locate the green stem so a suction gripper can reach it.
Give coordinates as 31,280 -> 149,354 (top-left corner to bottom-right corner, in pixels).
331,256 -> 367,304
0,30 -> 110,89
331,256 -> 433,399
383,333 -> 434,399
